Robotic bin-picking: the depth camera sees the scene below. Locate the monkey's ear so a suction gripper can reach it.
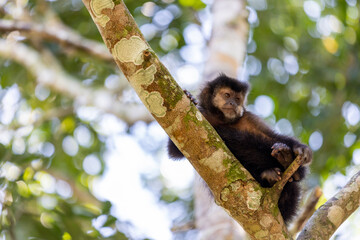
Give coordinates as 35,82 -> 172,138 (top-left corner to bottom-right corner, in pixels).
199,85 -> 212,108
241,82 -> 250,106
242,81 -> 250,93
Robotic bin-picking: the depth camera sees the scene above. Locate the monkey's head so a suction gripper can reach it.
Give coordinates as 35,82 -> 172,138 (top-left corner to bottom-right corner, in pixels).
199,74 -> 249,124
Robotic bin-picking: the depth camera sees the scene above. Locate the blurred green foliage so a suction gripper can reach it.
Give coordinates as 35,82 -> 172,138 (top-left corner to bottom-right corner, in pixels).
248,0 -> 360,183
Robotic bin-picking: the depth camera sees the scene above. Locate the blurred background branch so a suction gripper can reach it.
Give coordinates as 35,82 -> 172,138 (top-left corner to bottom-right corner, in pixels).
0,19 -> 114,62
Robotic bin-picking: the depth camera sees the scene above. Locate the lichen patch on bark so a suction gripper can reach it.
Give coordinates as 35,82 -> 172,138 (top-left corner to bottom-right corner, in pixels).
260,214 -> 273,228
249,223 -> 261,232
113,36 -> 148,64
229,180 -> 243,192
142,91 -> 167,117
199,149 -> 229,173
346,202 -> 354,211
270,234 -> 286,240
128,65 -> 166,117
129,64 -> 157,90
246,186 -> 262,211
254,229 -> 268,239
89,0 -> 115,27
196,111 -> 203,121
327,205 -> 344,228
220,187 -> 230,201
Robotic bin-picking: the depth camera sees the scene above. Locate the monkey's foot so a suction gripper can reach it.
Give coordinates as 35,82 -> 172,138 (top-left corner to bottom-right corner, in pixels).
292,171 -> 301,181
183,90 -> 198,105
293,144 -> 312,165
271,142 -> 293,167
260,168 -> 282,186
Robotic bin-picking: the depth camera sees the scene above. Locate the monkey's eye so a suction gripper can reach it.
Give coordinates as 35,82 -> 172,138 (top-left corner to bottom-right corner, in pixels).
224,93 -> 230,98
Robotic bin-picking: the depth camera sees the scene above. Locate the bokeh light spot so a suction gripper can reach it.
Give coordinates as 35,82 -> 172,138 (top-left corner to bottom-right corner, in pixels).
254,95 -> 274,118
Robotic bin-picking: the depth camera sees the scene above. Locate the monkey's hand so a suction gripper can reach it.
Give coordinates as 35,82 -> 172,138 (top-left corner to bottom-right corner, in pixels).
271,142 -> 293,167
183,90 -> 198,106
272,142 -> 302,182
260,168 -> 282,186
293,144 -> 312,165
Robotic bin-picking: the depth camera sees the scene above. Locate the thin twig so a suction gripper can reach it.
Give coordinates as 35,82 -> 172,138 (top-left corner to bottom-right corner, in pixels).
171,221 -> 196,232
272,155 -> 302,195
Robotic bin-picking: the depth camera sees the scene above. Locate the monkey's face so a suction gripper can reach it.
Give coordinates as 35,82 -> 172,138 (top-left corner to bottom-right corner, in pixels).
212,87 -> 244,121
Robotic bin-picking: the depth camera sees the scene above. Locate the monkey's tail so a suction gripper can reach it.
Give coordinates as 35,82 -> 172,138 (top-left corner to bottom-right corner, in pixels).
278,181 -> 301,225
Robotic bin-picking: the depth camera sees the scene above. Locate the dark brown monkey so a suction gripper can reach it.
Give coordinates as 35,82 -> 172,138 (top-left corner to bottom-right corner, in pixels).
168,74 -> 312,224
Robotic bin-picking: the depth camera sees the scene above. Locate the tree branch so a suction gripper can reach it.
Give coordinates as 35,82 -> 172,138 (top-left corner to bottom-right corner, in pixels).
297,171 -> 360,240
171,221 -> 196,233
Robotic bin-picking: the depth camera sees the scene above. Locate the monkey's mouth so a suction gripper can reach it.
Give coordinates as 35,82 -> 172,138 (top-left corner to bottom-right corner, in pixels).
222,107 -> 236,112
222,108 -> 237,117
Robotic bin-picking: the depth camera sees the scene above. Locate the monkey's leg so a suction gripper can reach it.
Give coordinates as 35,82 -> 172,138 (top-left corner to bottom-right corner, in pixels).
260,168 -> 282,186
183,90 -> 198,105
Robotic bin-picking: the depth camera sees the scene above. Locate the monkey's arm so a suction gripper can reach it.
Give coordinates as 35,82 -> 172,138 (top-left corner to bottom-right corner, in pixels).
247,112 -> 312,165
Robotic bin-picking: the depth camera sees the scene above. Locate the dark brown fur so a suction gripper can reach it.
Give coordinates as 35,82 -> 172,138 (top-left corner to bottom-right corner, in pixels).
168,74 -> 312,224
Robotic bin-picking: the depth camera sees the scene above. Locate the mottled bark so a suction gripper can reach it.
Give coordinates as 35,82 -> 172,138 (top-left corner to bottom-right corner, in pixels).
80,1 -> 295,239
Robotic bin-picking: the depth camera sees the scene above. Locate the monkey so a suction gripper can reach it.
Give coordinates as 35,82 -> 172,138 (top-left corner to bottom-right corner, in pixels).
167,74 -> 312,224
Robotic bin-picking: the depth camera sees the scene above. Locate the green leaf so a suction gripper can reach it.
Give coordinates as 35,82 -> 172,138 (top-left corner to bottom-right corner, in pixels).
179,0 -> 206,10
